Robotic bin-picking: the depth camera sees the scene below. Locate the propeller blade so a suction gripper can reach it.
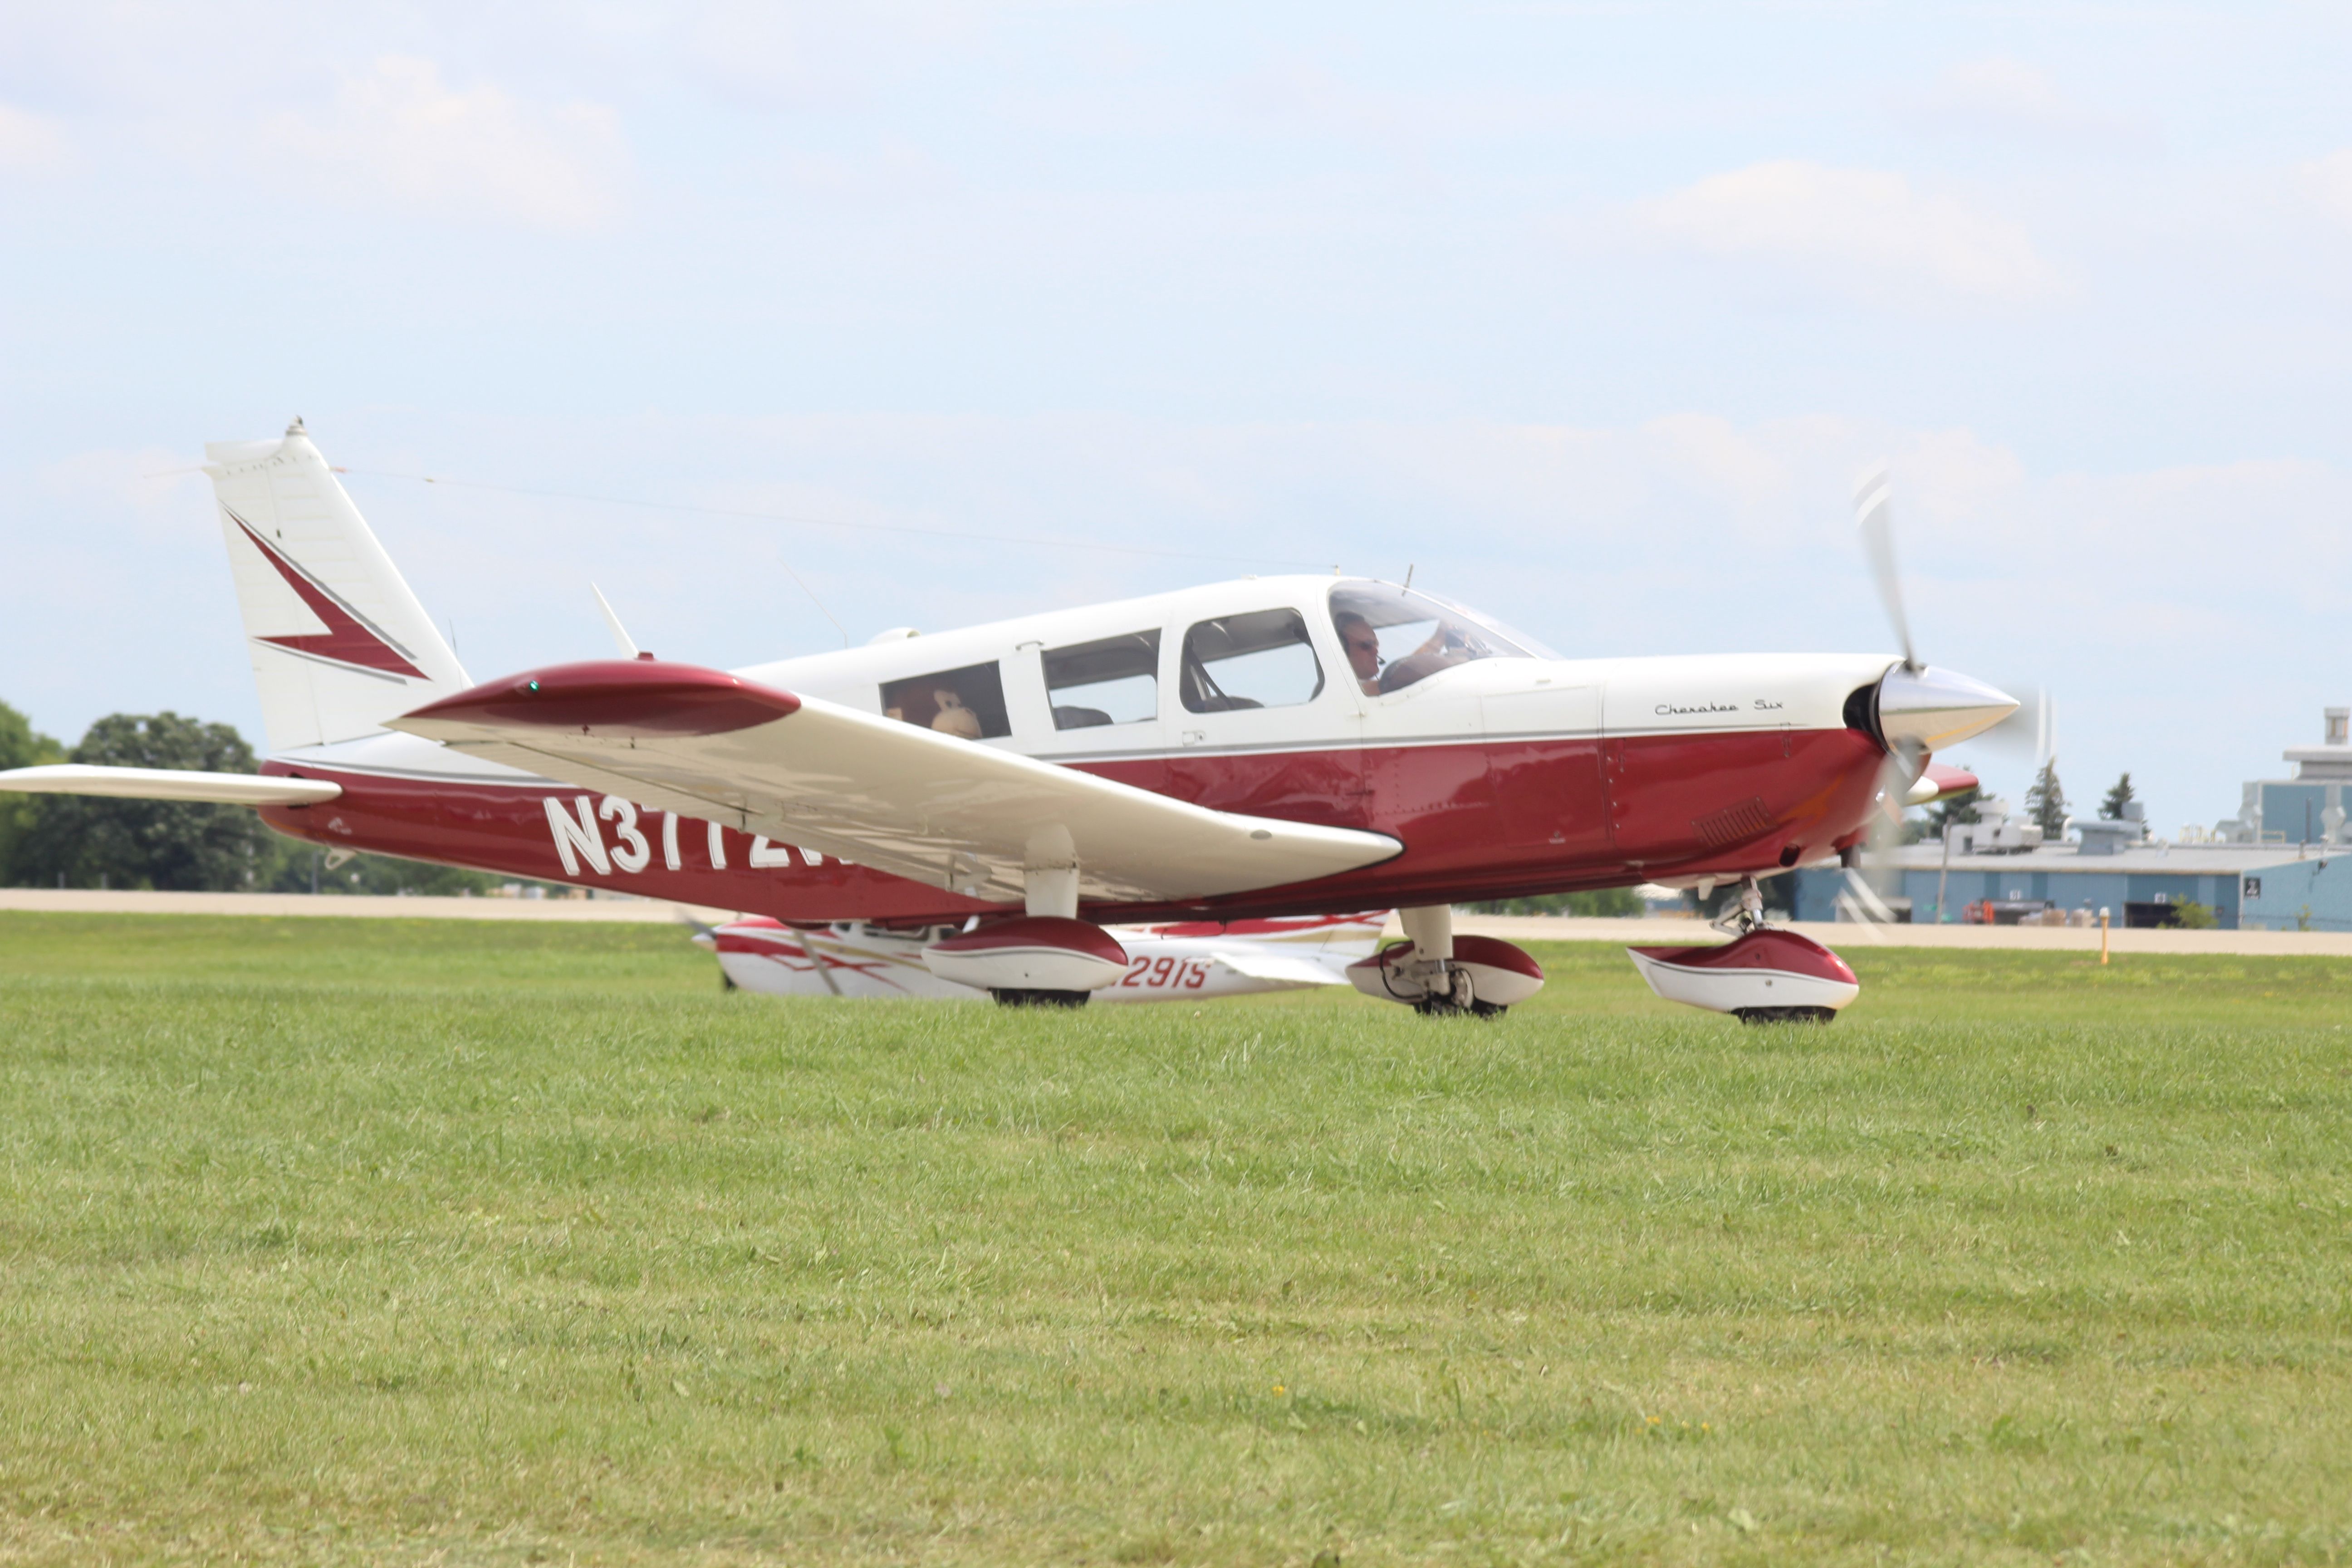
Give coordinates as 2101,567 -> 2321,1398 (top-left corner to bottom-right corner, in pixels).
1857,736 -> 1921,855
1833,867 -> 1897,940
1855,466 -> 1918,673
1972,684 -> 2050,756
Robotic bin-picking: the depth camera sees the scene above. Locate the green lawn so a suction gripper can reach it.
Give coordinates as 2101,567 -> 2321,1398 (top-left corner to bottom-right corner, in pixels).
1,912 -> 2348,1565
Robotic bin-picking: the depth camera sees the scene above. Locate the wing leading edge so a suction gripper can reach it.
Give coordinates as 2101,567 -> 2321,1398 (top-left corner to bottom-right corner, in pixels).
389,658 -> 1400,906
0,765 -> 342,806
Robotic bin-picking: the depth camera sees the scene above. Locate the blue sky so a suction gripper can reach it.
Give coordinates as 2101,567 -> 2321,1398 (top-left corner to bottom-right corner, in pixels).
5,2 -> 2350,829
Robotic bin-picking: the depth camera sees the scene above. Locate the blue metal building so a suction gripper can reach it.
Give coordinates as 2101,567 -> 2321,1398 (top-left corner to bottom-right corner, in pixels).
2218,706 -> 2352,848
1784,843 -> 2352,931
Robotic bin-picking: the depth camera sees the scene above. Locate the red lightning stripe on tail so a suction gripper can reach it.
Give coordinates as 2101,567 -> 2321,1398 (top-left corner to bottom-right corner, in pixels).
230,514 -> 428,679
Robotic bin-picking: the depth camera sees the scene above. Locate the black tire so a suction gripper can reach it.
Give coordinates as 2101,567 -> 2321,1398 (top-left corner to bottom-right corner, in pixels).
1732,1005 -> 1837,1025
989,988 -> 1092,1008
1413,973 -> 1499,1018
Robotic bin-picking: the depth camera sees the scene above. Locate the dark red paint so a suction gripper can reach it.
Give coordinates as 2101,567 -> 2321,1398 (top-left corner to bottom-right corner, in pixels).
232,516 -> 429,679
1354,934 -> 1545,980
929,916 -> 1129,962
404,659 -> 800,737
1629,928 -> 1858,986
260,722 -> 1888,924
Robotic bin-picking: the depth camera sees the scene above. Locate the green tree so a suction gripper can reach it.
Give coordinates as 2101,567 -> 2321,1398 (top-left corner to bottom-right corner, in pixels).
2024,758 -> 2068,840
0,701 -> 65,884
257,843 -> 511,897
2100,772 -> 2136,821
1907,784 -> 1981,843
14,713 -> 274,891
2170,899 -> 2217,929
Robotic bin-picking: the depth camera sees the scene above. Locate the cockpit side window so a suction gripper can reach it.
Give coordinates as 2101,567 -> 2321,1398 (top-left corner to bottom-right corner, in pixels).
1328,582 -> 1542,697
1043,630 -> 1160,730
1179,609 -> 1325,714
880,662 -> 1012,740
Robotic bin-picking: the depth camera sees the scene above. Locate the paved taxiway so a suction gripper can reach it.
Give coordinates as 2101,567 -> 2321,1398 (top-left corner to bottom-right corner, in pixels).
5,889 -> 2349,956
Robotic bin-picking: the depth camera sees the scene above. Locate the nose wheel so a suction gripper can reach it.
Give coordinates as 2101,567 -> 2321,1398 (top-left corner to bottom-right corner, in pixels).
1627,877 -> 1862,1023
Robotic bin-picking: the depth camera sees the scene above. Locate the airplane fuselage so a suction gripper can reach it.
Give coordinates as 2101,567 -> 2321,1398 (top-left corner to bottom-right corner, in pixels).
254,574 -> 1899,923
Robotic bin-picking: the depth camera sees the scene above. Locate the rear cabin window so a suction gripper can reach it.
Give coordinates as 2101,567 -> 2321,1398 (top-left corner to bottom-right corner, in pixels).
1043,630 -> 1160,730
881,662 -> 1011,740
1327,582 -> 1543,697
1179,609 -> 1325,713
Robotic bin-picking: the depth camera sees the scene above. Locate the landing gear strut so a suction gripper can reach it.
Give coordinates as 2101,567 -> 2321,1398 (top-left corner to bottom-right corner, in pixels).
1343,906 -> 1547,1016
1399,906 -> 1483,1017
1716,875 -> 1768,937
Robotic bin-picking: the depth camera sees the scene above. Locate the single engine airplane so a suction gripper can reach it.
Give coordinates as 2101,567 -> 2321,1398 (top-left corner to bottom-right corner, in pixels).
1,423 -> 2012,1016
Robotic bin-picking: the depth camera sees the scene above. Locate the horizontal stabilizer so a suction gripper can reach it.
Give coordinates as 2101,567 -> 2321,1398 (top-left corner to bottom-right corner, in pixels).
389,657 -> 1400,906
0,764 -> 342,806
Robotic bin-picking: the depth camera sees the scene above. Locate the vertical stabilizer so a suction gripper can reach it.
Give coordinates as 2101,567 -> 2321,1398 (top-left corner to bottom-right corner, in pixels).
204,421 -> 469,751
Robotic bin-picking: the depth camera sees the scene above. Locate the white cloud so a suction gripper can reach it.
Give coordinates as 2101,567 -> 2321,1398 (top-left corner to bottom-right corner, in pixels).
1635,160 -> 2058,303
2304,148 -> 2352,229
1907,58 -> 2156,152
268,56 -> 628,229
0,102 -> 70,170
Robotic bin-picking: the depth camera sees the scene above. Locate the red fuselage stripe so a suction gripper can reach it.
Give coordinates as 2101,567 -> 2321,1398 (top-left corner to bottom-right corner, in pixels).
258,725 -> 1882,922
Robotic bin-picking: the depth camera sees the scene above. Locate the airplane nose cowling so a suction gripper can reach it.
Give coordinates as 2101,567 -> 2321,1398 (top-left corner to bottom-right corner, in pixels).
1873,665 -> 2018,753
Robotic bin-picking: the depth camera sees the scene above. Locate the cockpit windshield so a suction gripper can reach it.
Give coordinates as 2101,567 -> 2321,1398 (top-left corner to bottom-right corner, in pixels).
1328,582 -> 1551,697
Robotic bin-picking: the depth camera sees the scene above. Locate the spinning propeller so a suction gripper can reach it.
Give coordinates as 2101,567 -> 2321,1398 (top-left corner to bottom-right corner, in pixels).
1842,469 -> 2022,923
1854,468 -> 1917,676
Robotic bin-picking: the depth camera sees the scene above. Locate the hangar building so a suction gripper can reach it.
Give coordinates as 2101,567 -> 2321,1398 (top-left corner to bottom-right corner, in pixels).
1783,838 -> 2347,931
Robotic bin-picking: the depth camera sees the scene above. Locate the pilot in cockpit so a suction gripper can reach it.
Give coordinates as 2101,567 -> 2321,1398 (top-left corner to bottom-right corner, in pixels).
1335,611 -> 1385,696
1336,607 -> 1476,696
1329,582 -> 1547,698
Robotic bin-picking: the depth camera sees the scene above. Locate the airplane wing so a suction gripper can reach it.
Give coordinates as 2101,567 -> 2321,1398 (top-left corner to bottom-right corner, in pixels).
1203,947 -> 1350,987
389,658 -> 1400,906
0,764 -> 342,806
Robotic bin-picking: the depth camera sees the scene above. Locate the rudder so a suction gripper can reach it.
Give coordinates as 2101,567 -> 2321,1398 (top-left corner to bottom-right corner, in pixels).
204,420 -> 468,751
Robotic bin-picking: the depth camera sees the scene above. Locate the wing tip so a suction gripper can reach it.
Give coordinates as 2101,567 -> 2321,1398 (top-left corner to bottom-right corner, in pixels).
392,658 -> 800,741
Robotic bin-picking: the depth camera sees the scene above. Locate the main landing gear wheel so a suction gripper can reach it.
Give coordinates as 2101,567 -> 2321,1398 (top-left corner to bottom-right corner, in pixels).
1346,918 -> 1547,1017
1410,970 -> 1510,1019
1415,998 -> 1512,1019
1626,878 -> 1862,1024
989,987 -> 1092,1008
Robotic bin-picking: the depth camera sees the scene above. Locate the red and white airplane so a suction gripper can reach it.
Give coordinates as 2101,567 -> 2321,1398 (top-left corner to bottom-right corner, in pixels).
2,423 -> 2009,1017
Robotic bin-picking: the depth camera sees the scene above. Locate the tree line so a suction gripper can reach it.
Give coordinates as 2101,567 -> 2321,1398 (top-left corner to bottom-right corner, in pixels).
1911,762 -> 2143,843
0,701 -> 505,894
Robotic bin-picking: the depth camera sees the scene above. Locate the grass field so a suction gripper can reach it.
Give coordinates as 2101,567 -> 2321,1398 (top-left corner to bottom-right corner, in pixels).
2,911 -> 2349,1565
